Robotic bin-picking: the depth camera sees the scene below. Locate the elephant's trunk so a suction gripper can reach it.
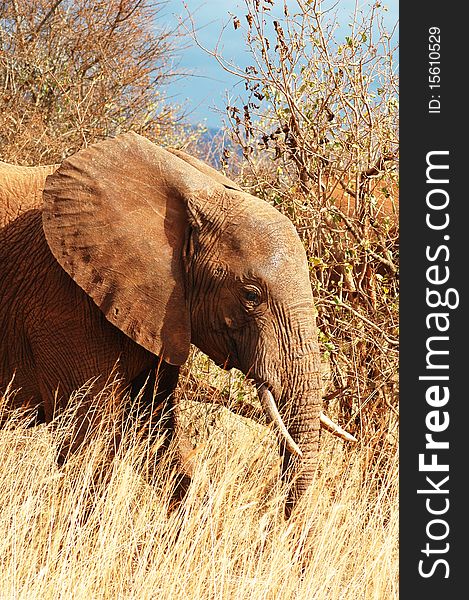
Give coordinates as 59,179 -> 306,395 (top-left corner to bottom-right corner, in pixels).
281,382 -> 322,517
258,347 -> 323,517
281,408 -> 321,518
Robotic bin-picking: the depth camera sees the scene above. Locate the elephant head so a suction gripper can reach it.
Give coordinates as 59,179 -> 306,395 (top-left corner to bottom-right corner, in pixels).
42,132 -> 324,512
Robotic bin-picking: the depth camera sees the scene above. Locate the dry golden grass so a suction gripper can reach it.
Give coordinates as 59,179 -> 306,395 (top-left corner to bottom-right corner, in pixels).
0,376 -> 398,600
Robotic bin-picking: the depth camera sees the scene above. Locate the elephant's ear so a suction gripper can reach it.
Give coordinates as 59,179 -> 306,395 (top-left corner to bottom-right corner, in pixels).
42,132 -> 222,365
166,147 -> 242,191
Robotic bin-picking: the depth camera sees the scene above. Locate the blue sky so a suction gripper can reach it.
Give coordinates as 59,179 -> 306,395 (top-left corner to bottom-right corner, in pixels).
160,0 -> 398,128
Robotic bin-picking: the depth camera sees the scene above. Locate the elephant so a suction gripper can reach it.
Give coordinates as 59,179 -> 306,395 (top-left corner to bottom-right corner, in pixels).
0,132 -> 353,514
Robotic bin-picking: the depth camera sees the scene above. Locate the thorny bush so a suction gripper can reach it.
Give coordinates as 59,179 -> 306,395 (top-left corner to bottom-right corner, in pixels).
0,0 -> 201,164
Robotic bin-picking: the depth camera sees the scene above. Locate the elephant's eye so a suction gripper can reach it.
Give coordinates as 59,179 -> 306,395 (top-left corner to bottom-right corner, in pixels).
243,286 -> 262,307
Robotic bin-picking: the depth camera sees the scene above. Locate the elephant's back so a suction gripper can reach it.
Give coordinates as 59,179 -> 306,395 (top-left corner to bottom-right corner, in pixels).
0,162 -> 57,228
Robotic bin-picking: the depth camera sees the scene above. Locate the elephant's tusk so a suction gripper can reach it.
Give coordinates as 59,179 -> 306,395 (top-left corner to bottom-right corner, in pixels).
258,386 -> 303,458
320,412 -> 358,442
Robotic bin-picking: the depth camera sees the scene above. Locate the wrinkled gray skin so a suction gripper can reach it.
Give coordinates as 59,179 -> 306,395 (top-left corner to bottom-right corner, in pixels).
0,133 -> 322,513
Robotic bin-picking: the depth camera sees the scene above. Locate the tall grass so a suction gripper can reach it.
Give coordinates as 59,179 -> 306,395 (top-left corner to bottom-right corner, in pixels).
0,376 -> 397,600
